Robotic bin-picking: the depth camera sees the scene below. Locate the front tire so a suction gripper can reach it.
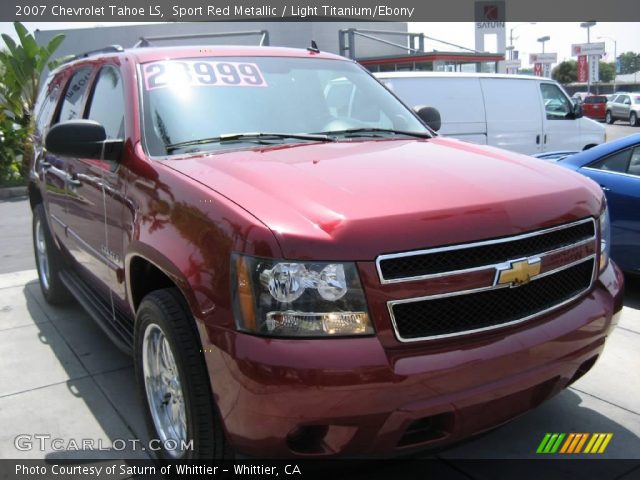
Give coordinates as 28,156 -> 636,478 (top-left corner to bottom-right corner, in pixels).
134,288 -> 231,460
605,111 -> 613,124
32,204 -> 72,304
630,112 -> 639,127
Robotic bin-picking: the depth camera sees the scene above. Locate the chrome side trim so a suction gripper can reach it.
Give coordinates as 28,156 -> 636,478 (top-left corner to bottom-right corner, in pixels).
66,227 -> 122,272
376,217 -> 596,284
387,256 -> 596,343
583,167 -> 640,181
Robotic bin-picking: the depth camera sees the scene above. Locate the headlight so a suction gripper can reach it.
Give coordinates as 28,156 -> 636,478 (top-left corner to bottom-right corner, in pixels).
599,203 -> 611,271
231,254 -> 373,337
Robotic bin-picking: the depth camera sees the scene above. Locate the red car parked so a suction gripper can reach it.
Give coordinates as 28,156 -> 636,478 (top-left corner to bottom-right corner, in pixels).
30,43 -> 623,459
581,95 -> 608,121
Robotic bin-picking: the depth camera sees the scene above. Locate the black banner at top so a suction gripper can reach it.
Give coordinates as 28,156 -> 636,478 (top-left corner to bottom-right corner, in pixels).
1,0 -> 640,22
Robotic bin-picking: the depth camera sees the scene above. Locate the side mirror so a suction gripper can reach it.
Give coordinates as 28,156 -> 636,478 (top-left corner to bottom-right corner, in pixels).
45,120 -> 123,161
573,103 -> 583,119
414,106 -> 441,132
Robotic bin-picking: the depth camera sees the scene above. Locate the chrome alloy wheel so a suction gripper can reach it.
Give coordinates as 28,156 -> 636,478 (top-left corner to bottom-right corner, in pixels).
35,217 -> 50,291
142,323 -> 187,457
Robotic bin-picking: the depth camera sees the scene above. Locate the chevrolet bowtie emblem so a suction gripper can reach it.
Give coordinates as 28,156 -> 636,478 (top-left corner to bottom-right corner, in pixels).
494,257 -> 542,287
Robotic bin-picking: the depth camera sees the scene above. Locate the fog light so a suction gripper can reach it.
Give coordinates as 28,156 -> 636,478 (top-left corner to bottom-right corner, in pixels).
265,311 -> 370,336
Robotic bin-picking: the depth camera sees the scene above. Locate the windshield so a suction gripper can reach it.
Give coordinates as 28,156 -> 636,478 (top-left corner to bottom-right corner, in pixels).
140,56 -> 429,156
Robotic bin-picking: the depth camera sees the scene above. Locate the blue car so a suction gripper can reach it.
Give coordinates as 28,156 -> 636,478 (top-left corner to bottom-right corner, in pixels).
542,134 -> 640,274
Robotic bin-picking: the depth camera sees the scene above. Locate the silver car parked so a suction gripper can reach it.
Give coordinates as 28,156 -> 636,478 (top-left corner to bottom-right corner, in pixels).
605,93 -> 640,126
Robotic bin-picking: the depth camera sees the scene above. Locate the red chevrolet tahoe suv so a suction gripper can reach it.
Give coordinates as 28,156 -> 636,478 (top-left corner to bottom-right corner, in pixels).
29,44 -> 624,459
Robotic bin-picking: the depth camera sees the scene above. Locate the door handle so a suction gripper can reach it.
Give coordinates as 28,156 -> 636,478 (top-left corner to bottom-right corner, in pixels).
544,134 -> 548,144
536,134 -> 541,144
599,185 -> 611,192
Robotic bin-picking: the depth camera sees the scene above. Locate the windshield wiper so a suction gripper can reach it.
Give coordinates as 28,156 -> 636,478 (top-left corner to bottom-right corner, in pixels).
166,132 -> 334,153
320,128 -> 432,139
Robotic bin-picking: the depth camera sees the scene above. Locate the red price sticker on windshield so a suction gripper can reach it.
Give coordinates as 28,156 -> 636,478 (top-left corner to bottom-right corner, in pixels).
143,61 -> 267,90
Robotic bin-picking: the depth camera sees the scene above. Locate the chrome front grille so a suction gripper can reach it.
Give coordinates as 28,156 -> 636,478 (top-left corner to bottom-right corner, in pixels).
377,218 -> 595,284
378,218 -> 598,342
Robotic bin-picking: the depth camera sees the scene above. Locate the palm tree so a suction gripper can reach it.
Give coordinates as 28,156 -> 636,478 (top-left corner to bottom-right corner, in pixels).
0,22 -> 66,176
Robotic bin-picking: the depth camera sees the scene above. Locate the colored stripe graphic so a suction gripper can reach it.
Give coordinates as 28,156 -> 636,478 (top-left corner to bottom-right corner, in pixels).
539,433 -> 613,454
550,433 -> 565,453
598,433 -> 613,453
537,433 -> 566,453
574,433 -> 588,453
584,434 -> 598,453
537,433 -> 552,453
585,433 -> 613,454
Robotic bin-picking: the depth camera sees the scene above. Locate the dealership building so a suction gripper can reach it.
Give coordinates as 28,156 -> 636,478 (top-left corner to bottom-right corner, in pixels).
35,22 -> 503,73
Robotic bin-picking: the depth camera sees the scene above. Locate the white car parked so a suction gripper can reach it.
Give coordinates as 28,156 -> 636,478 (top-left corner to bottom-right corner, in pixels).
376,72 -> 606,155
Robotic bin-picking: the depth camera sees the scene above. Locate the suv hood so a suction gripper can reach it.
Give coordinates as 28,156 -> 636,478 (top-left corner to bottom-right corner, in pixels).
162,137 -> 603,260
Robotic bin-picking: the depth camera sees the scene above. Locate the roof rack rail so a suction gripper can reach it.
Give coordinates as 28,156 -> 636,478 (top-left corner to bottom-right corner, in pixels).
133,30 -> 270,48
72,45 -> 124,61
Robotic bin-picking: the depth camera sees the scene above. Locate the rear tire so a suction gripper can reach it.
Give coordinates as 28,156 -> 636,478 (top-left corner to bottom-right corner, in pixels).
630,112 -> 639,127
32,204 -> 72,304
605,111 -> 613,124
134,288 -> 231,460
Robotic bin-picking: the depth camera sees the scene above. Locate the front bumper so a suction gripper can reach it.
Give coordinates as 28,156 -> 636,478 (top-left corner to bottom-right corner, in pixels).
202,262 -> 624,457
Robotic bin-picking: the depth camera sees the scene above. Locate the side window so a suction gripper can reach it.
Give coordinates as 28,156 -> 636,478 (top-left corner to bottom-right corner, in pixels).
57,68 -> 93,123
619,95 -> 631,105
87,66 -> 125,139
588,149 -> 631,174
34,83 -> 61,136
540,83 -> 572,120
628,147 -> 640,177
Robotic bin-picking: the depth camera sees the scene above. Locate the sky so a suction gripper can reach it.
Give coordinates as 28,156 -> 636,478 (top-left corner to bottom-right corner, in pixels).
1,21 -> 639,67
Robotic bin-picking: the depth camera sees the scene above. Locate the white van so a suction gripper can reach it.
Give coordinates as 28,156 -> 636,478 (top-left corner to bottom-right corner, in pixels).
375,72 -> 606,155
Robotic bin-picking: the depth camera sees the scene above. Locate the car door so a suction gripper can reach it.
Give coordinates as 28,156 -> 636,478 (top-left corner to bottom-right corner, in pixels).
539,82 -> 581,152
33,79 -> 65,239
614,95 -> 630,120
480,78 -> 543,154
581,146 -> 640,272
64,64 -> 127,302
44,68 -> 94,243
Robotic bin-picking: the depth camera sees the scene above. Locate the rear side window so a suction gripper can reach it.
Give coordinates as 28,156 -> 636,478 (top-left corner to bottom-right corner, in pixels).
87,66 -> 125,139
540,83 -> 572,120
584,96 -> 606,104
626,148 -> 640,176
589,149 -> 631,173
617,95 -> 630,104
57,68 -> 93,123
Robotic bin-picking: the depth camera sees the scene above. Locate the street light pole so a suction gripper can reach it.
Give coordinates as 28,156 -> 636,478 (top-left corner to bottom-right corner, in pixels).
537,35 -> 550,54
580,21 -> 596,93
509,22 -> 536,63
598,35 -> 617,93
537,36 -> 550,77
